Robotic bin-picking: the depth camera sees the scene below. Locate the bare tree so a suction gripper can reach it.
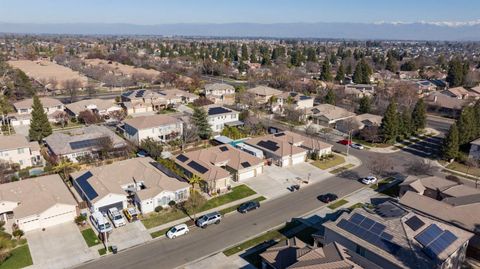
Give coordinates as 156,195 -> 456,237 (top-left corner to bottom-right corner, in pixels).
54,111 -> 69,128
181,124 -> 199,152
406,159 -> 436,176
63,79 -> 82,103
368,156 -> 393,179
108,109 -> 126,122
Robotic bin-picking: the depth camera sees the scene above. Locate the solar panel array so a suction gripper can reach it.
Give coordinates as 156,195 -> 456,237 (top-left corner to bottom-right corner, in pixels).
187,161 -> 208,174
122,91 -> 133,97
414,224 -> 458,259
337,213 -> 400,254
405,216 -> 425,231
257,140 -> 280,152
135,90 -> 145,97
208,107 -> 231,115
75,171 -> 98,200
176,154 -> 188,162
70,138 -> 101,150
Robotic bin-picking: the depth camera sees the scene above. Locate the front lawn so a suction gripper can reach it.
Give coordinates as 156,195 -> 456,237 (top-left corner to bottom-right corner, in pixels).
223,229 -> 285,256
327,199 -> 349,210
329,164 -> 355,174
0,244 -> 33,269
81,228 -> 100,247
312,154 -> 345,170
352,138 -> 391,148
142,185 -> 257,229
446,162 -> 480,177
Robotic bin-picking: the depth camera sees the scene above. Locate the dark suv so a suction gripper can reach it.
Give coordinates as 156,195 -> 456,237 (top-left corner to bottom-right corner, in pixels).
317,193 -> 338,203
237,201 -> 260,213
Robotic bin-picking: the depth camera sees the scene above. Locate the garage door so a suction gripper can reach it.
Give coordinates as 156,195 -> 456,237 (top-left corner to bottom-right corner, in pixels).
238,169 -> 255,181
98,202 -> 124,214
19,218 -> 40,232
291,155 -> 305,165
40,210 -> 76,229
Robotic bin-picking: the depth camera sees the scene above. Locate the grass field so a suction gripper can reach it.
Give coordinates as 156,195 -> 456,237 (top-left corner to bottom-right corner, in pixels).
327,199 -> 349,210
329,164 -> 355,174
0,245 -> 33,269
81,228 -> 100,247
446,161 -> 480,177
312,154 -> 345,170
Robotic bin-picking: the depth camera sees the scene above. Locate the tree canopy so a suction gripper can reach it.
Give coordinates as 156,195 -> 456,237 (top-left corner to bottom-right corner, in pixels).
191,107 -> 212,140
29,96 -> 52,141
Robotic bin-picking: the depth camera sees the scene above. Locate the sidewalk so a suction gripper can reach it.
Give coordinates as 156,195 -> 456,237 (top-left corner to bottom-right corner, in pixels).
148,194 -> 261,233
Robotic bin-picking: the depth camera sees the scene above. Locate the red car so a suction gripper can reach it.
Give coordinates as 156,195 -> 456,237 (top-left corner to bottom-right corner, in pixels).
338,139 -> 352,145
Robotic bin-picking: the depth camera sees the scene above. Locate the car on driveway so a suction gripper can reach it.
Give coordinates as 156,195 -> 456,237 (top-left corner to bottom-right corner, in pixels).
166,224 -> 189,239
361,176 -> 378,185
350,143 -> 364,150
196,212 -> 222,228
108,208 -> 126,228
338,139 -> 352,145
237,201 -> 260,213
317,193 -> 338,203
91,211 -> 113,234
123,207 -> 140,222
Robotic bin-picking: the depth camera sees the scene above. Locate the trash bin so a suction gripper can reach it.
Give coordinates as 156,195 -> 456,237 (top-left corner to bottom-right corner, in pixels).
111,245 -> 118,254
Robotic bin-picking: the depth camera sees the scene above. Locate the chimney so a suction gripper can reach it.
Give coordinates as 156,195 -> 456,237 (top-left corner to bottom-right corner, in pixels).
433,95 -> 438,103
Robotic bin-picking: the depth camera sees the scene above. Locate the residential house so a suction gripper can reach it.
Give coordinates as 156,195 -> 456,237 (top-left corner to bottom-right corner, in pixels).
71,157 -> 190,214
65,98 -> 122,118
322,201 -> 472,269
174,144 -> 263,190
273,92 -> 314,113
159,88 -> 199,105
10,97 -> 65,126
470,85 -> 480,95
44,125 -> 127,162
206,105 -> 241,133
416,80 -> 437,94
0,134 -> 42,169
0,174 -> 77,232
305,104 -> 356,127
336,113 -> 383,134
123,114 -> 183,146
344,84 -> 375,98
445,87 -> 475,100
468,138 -> 480,160
121,89 -> 198,115
398,70 -> 420,80
425,92 -> 471,118
260,238 -> 382,269
204,83 -> 236,105
247,86 -> 283,104
245,131 -> 332,167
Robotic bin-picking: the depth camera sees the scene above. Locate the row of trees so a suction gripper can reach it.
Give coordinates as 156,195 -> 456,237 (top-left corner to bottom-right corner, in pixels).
380,99 -> 426,143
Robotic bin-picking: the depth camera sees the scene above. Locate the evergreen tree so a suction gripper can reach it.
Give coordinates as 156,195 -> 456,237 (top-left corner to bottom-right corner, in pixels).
457,107 -> 476,145
191,107 -> 212,140
411,99 -> 426,133
335,63 -> 345,83
446,58 -> 467,87
241,44 -> 248,61
401,110 -> 413,138
320,59 -> 332,82
353,59 -> 372,84
306,48 -> 317,62
29,96 -> 52,141
380,100 -> 399,144
346,64 -> 353,75
324,88 -> 336,105
385,56 -> 397,72
358,96 -> 371,114
442,123 -> 459,160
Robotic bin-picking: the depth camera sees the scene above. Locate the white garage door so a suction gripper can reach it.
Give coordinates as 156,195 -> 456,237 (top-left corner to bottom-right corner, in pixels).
238,169 -> 255,181
291,155 -> 305,165
40,210 -> 76,229
19,218 -> 40,232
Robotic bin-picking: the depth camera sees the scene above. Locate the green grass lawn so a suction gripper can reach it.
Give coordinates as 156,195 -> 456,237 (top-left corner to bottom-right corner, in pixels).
348,203 -> 364,210
312,154 -> 345,170
329,164 -> 355,174
352,138 -> 391,148
446,162 -> 480,177
142,185 -> 257,229
81,228 -> 100,247
0,245 -> 33,269
327,199 -> 349,210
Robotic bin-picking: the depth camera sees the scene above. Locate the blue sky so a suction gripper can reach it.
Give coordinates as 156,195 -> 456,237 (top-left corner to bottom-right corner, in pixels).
1,0 -> 479,24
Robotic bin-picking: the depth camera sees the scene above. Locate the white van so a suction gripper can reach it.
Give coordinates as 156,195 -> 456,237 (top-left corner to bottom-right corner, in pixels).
91,211 -> 113,234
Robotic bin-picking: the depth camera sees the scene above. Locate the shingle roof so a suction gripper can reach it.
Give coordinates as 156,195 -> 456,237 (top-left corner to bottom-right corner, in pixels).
248,85 -> 283,96
0,134 -> 33,151
13,97 -> 63,110
306,104 -> 356,121
65,98 -> 120,115
123,114 -> 180,130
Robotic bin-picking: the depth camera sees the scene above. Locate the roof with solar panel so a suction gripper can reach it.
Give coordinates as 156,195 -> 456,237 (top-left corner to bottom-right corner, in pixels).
323,201 -> 473,269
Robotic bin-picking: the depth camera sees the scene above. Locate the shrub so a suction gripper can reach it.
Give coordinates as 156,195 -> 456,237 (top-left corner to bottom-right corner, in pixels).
75,215 -> 87,225
0,221 -> 5,230
154,206 -> 163,213
12,229 -> 24,239
168,200 -> 176,207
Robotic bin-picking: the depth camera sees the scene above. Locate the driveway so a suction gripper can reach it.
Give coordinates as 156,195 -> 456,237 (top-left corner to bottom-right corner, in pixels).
243,162 -> 331,199
108,221 -> 151,251
26,223 -> 97,269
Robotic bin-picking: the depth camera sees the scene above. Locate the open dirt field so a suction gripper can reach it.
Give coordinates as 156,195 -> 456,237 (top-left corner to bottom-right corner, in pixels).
84,58 -> 162,77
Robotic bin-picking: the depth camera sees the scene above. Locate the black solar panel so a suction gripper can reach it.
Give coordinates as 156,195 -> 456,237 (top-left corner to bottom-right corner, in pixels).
350,213 -> 365,225
70,139 -> 101,150
274,133 -> 285,137
360,217 -> 375,230
405,216 -> 425,231
176,154 -> 188,162
425,231 -> 457,257
415,224 -> 443,247
219,146 -> 229,152
135,90 -> 145,97
241,162 -> 251,168
257,140 -> 279,152
208,107 -> 231,115
122,91 -> 133,97
75,171 -> 98,200
187,161 -> 208,174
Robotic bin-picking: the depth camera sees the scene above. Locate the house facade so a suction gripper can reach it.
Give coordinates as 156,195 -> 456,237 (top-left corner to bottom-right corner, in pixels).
10,97 -> 65,126
123,114 -> 183,146
0,134 -> 42,169
206,106 -> 241,133
65,98 -> 122,118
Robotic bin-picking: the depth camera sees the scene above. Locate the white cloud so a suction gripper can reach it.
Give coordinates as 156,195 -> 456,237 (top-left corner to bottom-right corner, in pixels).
374,20 -> 480,27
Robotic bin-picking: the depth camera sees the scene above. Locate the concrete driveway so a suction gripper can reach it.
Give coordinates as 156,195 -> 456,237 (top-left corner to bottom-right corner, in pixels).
108,221 -> 151,251
26,223 -> 97,269
243,162 -> 331,199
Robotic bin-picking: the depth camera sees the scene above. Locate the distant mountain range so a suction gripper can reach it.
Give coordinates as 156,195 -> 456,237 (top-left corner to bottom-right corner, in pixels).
1,21 -> 480,41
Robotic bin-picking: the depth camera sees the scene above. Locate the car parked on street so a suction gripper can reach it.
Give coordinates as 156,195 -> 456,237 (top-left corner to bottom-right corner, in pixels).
317,193 -> 338,203
166,224 -> 190,239
350,143 -> 364,150
123,207 -> 140,222
91,211 -> 113,234
361,176 -> 378,185
237,201 -> 260,213
108,208 -> 127,228
338,139 -> 352,145
196,212 -> 222,228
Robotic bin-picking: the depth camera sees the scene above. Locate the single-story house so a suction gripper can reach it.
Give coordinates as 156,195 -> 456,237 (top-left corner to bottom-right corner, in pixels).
336,113 -> 383,134
0,134 -> 42,169
425,92 -> 472,118
65,98 -> 122,118
247,86 -> 283,104
71,157 -> 190,214
0,174 -> 77,232
305,104 -> 356,127
123,114 -> 183,145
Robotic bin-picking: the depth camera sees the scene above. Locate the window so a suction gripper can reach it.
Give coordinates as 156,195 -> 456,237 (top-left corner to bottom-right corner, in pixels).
176,190 -> 187,201
356,245 -> 366,257
17,148 -> 24,154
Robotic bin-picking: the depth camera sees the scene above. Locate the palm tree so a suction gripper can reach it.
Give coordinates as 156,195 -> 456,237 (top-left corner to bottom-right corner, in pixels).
53,159 -> 81,180
188,174 -> 206,219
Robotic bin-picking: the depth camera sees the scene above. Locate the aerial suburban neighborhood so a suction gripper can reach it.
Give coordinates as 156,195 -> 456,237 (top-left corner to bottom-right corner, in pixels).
1,1 -> 480,269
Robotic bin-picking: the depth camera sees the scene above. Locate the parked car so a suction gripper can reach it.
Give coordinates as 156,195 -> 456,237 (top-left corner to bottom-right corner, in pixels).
361,176 -> 378,185
196,212 -> 222,228
338,139 -> 352,145
108,208 -> 126,228
237,201 -> 260,213
317,193 -> 338,203
123,207 -> 140,222
166,224 -> 190,239
287,184 -> 300,192
91,211 -> 113,234
350,143 -> 364,150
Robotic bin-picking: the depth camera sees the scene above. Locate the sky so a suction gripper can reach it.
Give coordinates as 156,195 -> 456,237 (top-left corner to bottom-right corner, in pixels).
1,0 -> 479,25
